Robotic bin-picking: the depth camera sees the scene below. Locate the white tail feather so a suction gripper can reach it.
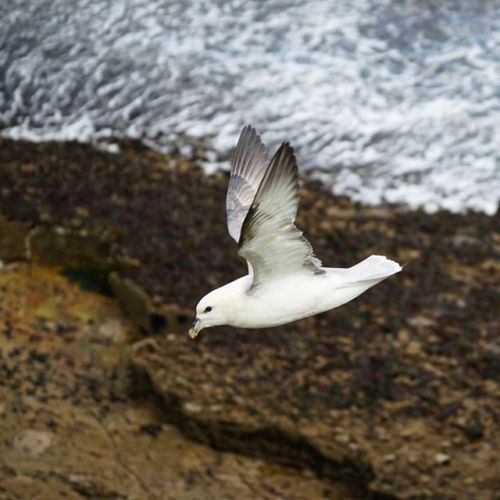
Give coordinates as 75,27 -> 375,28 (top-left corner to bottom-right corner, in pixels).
334,255 -> 402,283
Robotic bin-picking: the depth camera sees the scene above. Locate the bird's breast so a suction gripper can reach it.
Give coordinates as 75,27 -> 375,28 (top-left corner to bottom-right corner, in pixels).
230,274 -> 330,328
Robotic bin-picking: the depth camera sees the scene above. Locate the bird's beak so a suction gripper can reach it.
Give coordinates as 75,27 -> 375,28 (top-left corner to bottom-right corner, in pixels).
188,318 -> 203,339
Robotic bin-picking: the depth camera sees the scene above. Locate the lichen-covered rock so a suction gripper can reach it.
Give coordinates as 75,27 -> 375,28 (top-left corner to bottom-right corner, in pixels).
109,272 -> 154,334
29,227 -> 114,271
0,264 -> 346,500
0,138 -> 498,499
0,216 -> 30,262
131,329 -> 499,499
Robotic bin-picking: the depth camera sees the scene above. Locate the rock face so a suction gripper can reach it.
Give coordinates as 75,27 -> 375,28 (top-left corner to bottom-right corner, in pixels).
131,329 -> 499,499
0,138 -> 499,498
0,264 -> 344,500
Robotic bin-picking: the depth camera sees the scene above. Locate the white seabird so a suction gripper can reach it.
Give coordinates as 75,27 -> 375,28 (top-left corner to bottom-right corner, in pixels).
189,126 -> 401,338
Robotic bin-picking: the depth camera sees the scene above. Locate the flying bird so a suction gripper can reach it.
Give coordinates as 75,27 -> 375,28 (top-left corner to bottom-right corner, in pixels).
189,126 -> 401,338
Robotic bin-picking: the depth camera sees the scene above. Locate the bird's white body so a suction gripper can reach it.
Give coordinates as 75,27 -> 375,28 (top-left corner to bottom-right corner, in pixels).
198,255 -> 401,330
189,126 -> 401,338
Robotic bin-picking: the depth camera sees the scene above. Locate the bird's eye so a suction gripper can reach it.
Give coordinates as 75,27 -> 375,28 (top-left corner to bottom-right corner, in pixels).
204,306 -> 212,313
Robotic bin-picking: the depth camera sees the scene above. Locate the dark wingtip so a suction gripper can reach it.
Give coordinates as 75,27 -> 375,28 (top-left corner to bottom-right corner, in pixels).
241,123 -> 257,137
274,141 -> 297,168
277,141 -> 295,155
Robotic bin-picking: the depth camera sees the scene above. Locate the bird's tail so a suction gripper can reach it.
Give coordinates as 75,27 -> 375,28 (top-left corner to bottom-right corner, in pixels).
340,255 -> 402,284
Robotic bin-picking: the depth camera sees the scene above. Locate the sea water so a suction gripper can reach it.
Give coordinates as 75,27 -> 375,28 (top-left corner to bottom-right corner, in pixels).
1,0 -> 499,214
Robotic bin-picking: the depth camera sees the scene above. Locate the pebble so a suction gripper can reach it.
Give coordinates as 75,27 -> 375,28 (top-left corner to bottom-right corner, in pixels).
335,433 -> 349,444
434,453 -> 450,465
97,318 -> 129,343
14,429 -> 53,457
184,401 -> 203,414
397,329 -> 411,343
406,341 -> 422,355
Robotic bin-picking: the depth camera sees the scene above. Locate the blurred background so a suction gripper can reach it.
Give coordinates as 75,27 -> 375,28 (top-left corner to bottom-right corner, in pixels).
0,1 -> 499,499
2,0 -> 499,213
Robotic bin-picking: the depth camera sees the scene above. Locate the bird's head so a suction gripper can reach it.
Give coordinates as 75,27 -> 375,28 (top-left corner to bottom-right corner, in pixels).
189,287 -> 234,339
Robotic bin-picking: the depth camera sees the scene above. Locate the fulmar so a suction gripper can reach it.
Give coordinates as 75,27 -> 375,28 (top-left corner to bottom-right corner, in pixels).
189,126 -> 401,338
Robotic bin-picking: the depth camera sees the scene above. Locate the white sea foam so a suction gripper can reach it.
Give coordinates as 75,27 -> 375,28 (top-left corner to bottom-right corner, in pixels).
1,0 -> 499,214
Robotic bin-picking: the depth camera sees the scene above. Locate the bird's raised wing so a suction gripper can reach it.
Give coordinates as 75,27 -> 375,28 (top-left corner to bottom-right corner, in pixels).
238,142 -> 323,289
226,125 -> 269,243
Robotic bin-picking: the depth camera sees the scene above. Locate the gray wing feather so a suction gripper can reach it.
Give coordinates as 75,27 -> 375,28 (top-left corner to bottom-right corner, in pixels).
226,125 -> 269,242
238,142 -> 323,288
